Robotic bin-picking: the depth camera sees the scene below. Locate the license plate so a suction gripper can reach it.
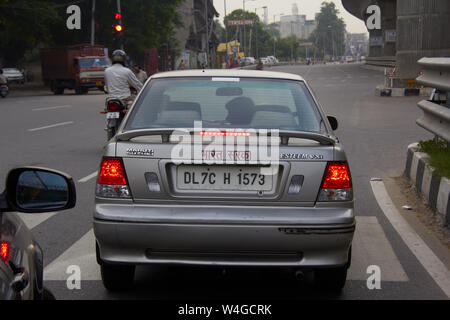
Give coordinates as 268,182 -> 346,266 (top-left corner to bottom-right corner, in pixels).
96,81 -> 103,86
176,165 -> 273,191
106,112 -> 120,119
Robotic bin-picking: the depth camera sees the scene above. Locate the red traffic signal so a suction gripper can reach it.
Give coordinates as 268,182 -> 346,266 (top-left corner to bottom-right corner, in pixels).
115,13 -> 122,20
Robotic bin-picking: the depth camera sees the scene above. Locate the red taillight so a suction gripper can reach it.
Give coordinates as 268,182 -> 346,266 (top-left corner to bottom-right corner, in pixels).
98,158 -> 127,185
322,162 -> 351,189
1,242 -> 9,264
200,131 -> 251,137
107,101 -> 123,112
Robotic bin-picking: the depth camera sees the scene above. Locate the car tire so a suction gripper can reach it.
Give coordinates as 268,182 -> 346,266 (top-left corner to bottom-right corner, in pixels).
315,266 -> 348,292
101,264 -> 135,291
75,87 -> 83,95
53,87 -> 64,95
42,287 -> 56,300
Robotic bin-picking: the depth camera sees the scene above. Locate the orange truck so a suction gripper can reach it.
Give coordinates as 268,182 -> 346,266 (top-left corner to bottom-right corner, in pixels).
41,44 -> 109,95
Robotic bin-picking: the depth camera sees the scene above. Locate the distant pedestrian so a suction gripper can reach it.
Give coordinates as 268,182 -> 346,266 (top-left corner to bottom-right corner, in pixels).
132,65 -> 148,84
178,59 -> 186,70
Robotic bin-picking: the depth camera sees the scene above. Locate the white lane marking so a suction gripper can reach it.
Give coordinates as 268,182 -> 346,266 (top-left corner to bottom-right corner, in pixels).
347,216 -> 408,281
28,121 -> 74,132
17,212 -> 58,230
44,229 -> 100,281
371,180 -> 450,298
78,171 -> 98,183
32,105 -> 72,111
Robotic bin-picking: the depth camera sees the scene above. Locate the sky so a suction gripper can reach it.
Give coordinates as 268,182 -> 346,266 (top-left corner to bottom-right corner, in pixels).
212,0 -> 369,34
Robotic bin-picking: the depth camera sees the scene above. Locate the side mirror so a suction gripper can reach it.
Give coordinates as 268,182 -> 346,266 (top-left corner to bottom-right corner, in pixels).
327,116 -> 338,131
0,167 -> 76,214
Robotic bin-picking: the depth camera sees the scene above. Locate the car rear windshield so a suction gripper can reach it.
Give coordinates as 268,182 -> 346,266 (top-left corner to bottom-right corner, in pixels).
125,77 -> 324,133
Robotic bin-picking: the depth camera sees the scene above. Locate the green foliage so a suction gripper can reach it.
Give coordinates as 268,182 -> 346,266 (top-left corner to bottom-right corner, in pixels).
0,0 -> 60,65
418,139 -> 450,179
310,1 -> 346,58
0,0 -> 183,65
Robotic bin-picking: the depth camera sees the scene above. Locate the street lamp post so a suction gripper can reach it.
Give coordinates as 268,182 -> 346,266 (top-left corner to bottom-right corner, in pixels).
291,21 -> 294,63
254,6 -> 267,59
328,25 -> 335,61
90,0 -> 96,45
243,0 -> 257,57
273,13 -> 283,57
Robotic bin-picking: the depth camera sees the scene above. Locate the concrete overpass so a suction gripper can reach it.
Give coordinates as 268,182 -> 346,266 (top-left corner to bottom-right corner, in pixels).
342,0 -> 450,82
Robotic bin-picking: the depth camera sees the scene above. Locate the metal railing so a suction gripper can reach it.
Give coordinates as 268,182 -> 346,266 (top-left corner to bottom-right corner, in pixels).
365,56 -> 396,68
416,57 -> 450,143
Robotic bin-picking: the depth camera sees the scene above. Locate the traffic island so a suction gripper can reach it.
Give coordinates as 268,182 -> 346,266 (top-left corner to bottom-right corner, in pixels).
405,142 -> 450,227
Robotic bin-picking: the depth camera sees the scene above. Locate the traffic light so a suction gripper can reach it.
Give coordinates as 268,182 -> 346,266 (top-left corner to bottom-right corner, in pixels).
113,12 -> 123,33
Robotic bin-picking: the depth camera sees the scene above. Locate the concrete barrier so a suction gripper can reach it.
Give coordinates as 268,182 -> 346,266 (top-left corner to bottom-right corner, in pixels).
406,143 -> 450,226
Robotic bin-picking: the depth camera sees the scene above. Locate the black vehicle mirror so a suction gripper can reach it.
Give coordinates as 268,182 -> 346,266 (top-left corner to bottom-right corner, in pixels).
216,87 -> 243,96
327,116 -> 338,131
1,167 -> 76,213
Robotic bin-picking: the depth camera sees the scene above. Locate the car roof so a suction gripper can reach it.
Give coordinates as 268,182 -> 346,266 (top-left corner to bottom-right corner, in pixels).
150,69 -> 304,82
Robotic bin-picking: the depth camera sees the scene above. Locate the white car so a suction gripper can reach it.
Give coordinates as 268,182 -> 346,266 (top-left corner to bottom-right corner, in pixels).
267,56 -> 279,64
2,68 -> 25,84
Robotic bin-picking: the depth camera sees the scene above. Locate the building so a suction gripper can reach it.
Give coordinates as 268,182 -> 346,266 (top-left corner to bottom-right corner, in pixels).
280,4 -> 316,40
345,33 -> 368,57
174,0 -> 219,69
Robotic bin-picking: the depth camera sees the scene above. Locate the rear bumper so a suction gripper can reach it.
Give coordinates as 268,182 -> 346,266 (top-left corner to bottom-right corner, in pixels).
94,204 -> 355,267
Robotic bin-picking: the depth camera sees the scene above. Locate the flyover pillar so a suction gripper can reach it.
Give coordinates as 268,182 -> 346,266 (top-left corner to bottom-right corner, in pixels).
396,0 -> 450,79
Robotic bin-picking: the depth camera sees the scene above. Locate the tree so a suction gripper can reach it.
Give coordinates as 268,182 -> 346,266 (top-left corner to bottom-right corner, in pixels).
0,0 -> 183,66
310,1 -> 346,59
0,0 -> 60,65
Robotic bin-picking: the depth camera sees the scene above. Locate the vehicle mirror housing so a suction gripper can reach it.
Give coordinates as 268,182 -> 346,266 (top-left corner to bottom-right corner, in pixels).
1,167 -> 76,213
327,116 -> 338,131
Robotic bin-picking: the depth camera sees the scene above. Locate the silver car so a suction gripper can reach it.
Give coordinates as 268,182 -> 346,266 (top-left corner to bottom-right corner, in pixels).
2,68 -> 24,84
94,70 -> 355,292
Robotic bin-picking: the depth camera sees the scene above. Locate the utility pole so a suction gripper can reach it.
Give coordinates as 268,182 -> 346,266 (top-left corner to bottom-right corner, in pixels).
205,0 -> 209,67
117,0 -> 123,50
90,0 -> 96,45
254,6 -> 266,59
273,13 -> 283,57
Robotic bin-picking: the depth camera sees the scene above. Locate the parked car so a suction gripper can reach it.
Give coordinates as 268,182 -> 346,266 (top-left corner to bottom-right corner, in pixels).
240,57 -> 255,66
260,58 -> 269,65
267,56 -> 279,64
0,167 -> 76,300
1,68 -> 24,84
94,69 -> 355,292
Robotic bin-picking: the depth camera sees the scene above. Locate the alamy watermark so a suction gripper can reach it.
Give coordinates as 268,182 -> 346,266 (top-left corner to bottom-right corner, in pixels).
66,5 -> 81,30
170,121 -> 280,176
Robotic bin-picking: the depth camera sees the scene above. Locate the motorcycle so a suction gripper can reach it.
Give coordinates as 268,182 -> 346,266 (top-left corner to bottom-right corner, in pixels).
0,84 -> 8,98
101,98 -> 128,140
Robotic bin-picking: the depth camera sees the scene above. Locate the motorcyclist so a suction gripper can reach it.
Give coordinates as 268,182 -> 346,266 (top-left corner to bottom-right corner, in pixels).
256,59 -> 263,70
104,50 -> 143,104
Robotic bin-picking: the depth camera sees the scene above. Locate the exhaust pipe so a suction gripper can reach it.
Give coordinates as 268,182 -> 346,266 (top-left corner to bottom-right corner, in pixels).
294,270 -> 304,281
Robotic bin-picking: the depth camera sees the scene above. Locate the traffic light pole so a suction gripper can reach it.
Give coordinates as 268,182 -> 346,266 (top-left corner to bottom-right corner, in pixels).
117,0 -> 123,50
90,0 -> 96,45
